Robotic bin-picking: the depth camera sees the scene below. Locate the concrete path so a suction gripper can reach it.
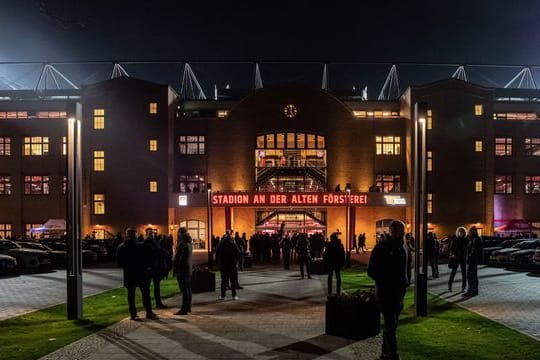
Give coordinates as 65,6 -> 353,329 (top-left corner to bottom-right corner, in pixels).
40,268 -> 382,360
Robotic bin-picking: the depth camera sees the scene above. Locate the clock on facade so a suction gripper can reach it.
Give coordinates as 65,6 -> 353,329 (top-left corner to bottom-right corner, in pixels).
283,104 -> 298,118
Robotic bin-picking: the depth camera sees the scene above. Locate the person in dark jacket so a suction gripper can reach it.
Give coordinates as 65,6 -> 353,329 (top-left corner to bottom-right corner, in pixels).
464,226 -> 483,297
173,227 -> 193,314
368,220 -> 408,360
426,232 -> 440,278
323,232 -> 345,295
280,235 -> 293,270
448,226 -> 468,292
117,227 -> 157,321
295,233 -> 311,279
217,230 -> 240,300
144,230 -> 169,309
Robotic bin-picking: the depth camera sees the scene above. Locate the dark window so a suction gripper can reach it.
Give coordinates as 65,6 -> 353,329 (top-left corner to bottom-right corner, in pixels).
179,135 -> 205,154
24,175 -> 49,195
524,138 -> 540,156
0,137 -> 11,156
0,176 -> 11,195
525,176 -> 540,194
178,175 -> 206,193
495,138 -> 512,156
375,174 -> 401,193
495,175 -> 512,194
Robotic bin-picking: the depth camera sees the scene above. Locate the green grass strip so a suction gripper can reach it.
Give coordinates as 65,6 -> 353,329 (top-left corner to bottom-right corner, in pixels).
341,264 -> 540,359
0,277 -> 180,360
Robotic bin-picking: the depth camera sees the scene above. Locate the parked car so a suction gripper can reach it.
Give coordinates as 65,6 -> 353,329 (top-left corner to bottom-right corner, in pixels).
82,240 -> 109,261
483,239 -> 527,262
489,240 -> 540,265
45,241 -> 98,265
0,254 -> 18,274
532,248 -> 540,268
0,239 -> 51,271
17,241 -> 67,268
508,247 -> 539,268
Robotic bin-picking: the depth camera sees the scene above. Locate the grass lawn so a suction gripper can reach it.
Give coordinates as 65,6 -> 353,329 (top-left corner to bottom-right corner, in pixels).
0,277 -> 180,360
342,264 -> 540,360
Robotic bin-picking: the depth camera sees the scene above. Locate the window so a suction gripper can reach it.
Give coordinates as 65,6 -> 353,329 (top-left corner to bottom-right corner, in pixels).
23,137 -> 49,156
495,138 -> 512,156
475,180 -> 483,192
0,176 -> 11,195
495,175 -> 512,194
180,220 -> 206,249
25,223 -> 43,238
93,151 -> 105,171
427,193 -> 433,214
93,109 -> 105,129
216,110 -> 228,118
375,136 -> 401,155
24,176 -> 49,195
62,136 -> 66,156
149,139 -> 158,152
256,133 -> 325,149
375,174 -> 401,193
475,104 -> 483,116
494,112 -> 538,121
427,109 -> 433,130
93,194 -> 105,214
525,176 -> 540,194
149,180 -> 158,193
179,135 -> 205,154
149,102 -> 158,114
475,140 -> 483,152
0,137 -> 11,156
178,175 -> 206,193
427,151 -> 433,172
0,224 -> 11,239
524,138 -> 540,156
62,176 -> 67,195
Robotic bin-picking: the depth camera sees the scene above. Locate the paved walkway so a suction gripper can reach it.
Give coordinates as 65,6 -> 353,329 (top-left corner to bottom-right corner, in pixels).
41,268 -> 382,360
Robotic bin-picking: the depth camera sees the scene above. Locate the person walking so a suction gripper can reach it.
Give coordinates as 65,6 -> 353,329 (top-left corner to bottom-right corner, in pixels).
172,227 -> 193,315
448,226 -> 468,292
323,232 -> 345,295
359,233 -> 368,253
217,230 -> 240,300
464,226 -> 483,297
368,220 -> 408,360
144,230 -> 169,309
117,227 -> 157,321
352,234 -> 358,254
295,233 -> 312,279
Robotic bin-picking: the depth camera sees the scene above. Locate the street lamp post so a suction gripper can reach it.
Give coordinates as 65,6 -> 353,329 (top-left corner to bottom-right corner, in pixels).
207,183 -> 213,269
414,102 -> 428,316
345,183 -> 351,267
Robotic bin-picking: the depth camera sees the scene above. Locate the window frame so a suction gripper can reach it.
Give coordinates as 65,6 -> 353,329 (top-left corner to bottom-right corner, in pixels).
525,175 -> 540,194
23,136 -> 49,156
24,175 -> 50,195
495,175 -> 513,194
495,137 -> 512,156
0,137 -> 11,156
375,174 -> 401,193
179,135 -> 206,155
375,136 -> 401,155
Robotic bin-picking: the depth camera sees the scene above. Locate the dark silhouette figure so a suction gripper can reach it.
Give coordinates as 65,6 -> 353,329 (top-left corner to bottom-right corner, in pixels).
464,226 -> 483,297
368,220 -> 408,360
323,232 -> 345,295
295,233 -> 311,279
117,228 -> 157,321
217,230 -> 240,300
173,227 -> 193,315
448,226 -> 468,292
144,231 -> 170,309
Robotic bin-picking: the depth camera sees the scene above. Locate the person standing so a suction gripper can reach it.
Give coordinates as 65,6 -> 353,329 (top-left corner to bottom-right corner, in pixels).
352,234 -> 358,254
280,235 -> 293,270
426,232 -> 439,279
217,230 -> 240,300
295,233 -> 311,279
359,233 -> 367,253
464,226 -> 483,297
368,220 -> 408,360
144,230 -> 169,309
405,233 -> 415,287
323,232 -> 345,295
173,227 -> 193,315
117,228 -> 157,321
448,227 -> 468,292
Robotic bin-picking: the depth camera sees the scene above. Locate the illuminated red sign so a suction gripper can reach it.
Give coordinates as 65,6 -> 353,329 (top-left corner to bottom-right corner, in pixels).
211,192 -> 369,207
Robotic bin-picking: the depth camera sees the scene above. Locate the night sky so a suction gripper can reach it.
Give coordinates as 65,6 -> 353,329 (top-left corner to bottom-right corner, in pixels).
1,1 -> 540,91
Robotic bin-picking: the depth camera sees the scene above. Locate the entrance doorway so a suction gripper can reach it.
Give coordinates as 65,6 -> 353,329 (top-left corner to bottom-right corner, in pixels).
256,209 -> 326,235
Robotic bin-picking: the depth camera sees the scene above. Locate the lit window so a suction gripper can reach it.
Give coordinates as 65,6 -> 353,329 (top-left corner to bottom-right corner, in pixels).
375,136 -> 401,155
179,136 -> 205,155
475,180 -> 483,192
494,112 -> 538,121
427,193 -> 433,214
475,140 -> 483,152
24,175 -> 49,195
0,176 -> 11,195
524,138 -> 540,156
495,138 -> 512,156
178,175 -> 206,193
427,151 -> 433,172
0,223 -> 12,239
149,139 -> 158,151
0,137 -> 11,156
475,104 -> 483,116
525,176 -> 540,194
93,194 -> 105,214
352,110 -> 367,118
25,223 -> 43,238
23,137 -> 49,156
375,174 -> 401,193
93,151 -> 105,171
427,109 -> 433,130
216,110 -> 228,118
62,136 -> 67,156
495,175 -> 512,194
149,180 -> 158,193
93,109 -> 105,129
149,102 -> 158,114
